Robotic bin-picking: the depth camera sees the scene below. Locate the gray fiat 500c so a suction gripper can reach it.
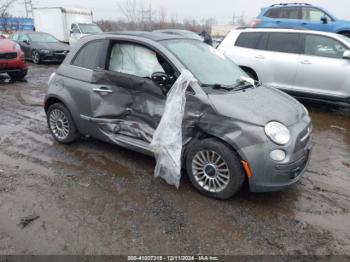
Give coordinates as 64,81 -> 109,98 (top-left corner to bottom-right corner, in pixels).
44,32 -> 313,199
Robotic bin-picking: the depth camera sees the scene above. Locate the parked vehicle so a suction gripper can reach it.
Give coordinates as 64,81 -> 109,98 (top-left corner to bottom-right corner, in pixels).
44,32 -> 312,199
33,7 -> 102,45
219,28 -> 350,106
0,38 -> 27,80
153,29 -> 204,41
253,3 -> 350,37
9,32 -> 70,64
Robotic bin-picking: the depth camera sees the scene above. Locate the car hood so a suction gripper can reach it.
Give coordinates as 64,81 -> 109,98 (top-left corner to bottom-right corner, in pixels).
34,42 -> 70,51
207,85 -> 305,127
0,39 -> 17,51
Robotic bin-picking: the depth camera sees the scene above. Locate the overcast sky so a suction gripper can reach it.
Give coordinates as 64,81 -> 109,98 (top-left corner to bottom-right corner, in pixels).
9,0 -> 350,24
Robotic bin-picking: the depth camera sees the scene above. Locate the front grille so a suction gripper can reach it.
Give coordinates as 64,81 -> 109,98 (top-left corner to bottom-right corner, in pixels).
0,52 -> 17,60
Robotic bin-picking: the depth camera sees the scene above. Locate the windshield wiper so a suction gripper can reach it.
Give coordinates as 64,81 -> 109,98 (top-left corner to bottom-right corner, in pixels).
201,83 -> 235,91
233,78 -> 262,91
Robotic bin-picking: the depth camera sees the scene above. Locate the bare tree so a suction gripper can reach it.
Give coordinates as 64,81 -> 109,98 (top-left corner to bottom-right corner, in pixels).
116,0 -> 139,23
0,0 -> 16,33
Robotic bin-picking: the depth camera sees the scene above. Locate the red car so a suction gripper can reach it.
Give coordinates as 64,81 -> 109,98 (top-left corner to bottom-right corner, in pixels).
0,38 -> 27,80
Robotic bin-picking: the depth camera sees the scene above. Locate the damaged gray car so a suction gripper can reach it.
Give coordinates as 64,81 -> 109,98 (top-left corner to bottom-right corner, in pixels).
44,32 -> 313,199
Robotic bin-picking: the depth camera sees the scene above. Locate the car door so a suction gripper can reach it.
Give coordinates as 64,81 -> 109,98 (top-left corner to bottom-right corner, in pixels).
87,41 -> 172,151
294,34 -> 350,100
254,32 -> 302,90
300,7 -> 334,32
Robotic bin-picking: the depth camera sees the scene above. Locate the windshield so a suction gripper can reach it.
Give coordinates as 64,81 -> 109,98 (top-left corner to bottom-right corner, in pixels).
79,24 -> 102,34
29,33 -> 58,43
162,39 -> 246,87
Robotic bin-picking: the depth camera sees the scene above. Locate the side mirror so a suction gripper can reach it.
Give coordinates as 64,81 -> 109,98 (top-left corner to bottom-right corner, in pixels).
151,72 -> 170,87
321,16 -> 328,24
343,50 -> 350,59
151,72 -> 171,94
23,39 -> 30,45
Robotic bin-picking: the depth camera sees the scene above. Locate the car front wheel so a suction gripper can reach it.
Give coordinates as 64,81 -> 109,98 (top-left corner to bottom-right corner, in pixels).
47,103 -> 79,144
185,138 -> 246,200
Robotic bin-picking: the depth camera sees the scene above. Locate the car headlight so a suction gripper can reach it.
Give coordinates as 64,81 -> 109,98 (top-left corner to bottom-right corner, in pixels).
265,121 -> 291,145
40,49 -> 51,54
14,43 -> 21,51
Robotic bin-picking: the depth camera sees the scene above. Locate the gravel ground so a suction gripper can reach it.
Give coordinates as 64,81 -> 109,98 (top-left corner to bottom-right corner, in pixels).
0,64 -> 349,255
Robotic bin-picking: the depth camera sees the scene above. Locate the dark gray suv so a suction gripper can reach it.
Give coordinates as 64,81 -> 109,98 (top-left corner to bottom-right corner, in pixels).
44,32 -> 313,199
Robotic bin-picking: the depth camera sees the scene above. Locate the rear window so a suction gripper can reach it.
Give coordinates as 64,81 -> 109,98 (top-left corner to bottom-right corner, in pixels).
266,33 -> 302,54
265,7 -> 300,19
235,32 -> 262,49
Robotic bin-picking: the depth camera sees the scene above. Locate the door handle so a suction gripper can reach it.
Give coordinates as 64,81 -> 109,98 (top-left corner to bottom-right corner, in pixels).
300,60 -> 312,65
276,21 -> 281,24
93,87 -> 113,94
255,55 -> 265,59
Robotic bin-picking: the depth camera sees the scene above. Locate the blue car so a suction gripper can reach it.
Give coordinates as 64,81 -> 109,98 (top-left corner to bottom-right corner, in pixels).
252,3 -> 350,37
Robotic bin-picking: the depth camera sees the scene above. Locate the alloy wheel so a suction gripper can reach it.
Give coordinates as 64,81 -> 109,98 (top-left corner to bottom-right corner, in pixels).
49,109 -> 70,140
32,51 -> 40,64
191,150 -> 230,193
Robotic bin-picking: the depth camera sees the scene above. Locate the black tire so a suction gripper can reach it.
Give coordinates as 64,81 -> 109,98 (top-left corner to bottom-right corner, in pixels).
185,138 -> 245,200
8,69 -> 27,80
47,103 -> 79,144
31,50 -> 40,64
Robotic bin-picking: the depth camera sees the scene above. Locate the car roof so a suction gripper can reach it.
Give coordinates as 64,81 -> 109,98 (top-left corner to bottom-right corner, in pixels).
154,29 -> 196,34
101,31 -> 197,42
233,28 -> 338,37
268,3 -> 313,8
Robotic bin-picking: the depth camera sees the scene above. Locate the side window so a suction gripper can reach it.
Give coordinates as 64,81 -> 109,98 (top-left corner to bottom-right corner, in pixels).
72,40 -> 106,69
11,33 -> 18,41
18,34 -> 29,42
71,24 -> 80,34
267,33 -> 302,54
302,7 -> 331,21
304,34 -> 348,59
278,7 -> 300,19
235,32 -> 262,49
108,43 -> 165,78
266,7 -> 299,19
265,8 -> 281,18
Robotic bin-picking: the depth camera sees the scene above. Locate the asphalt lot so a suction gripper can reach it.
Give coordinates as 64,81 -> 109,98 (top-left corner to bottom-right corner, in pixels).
0,63 -> 349,255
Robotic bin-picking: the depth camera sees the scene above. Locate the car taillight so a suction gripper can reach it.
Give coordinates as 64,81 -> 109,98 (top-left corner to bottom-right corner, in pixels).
251,18 -> 261,28
21,54 -> 25,63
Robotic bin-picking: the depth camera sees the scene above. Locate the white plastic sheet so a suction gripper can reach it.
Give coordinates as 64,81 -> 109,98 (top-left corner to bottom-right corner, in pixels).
150,69 -> 198,188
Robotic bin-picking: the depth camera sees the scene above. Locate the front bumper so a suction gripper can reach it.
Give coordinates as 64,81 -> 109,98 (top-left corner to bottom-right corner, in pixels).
0,58 -> 27,74
238,117 -> 313,192
40,51 -> 68,62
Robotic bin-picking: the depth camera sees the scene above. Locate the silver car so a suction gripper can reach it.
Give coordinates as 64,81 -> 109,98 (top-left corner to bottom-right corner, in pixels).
44,32 -> 312,199
218,28 -> 350,106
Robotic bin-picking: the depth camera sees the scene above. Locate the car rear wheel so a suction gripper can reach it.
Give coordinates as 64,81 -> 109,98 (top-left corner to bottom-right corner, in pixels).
32,50 -> 40,64
8,69 -> 27,80
47,103 -> 79,144
185,138 -> 245,199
